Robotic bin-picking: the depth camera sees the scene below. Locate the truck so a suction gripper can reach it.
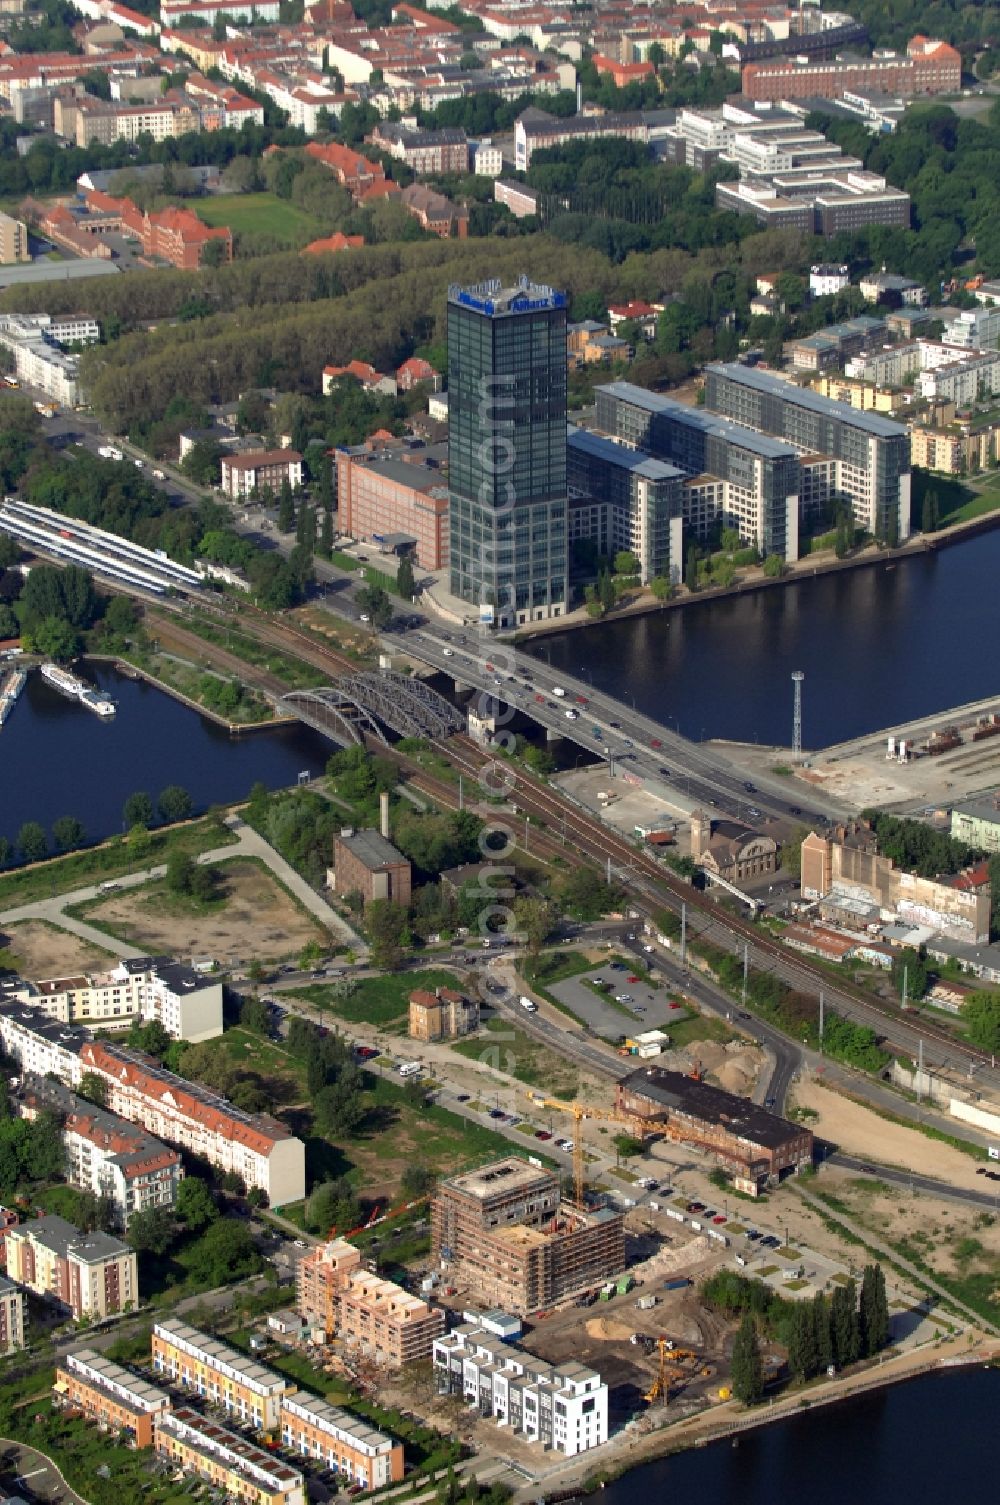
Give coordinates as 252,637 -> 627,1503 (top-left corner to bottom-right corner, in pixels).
98,445 -> 123,462
152,468 -> 165,480
519,995 -> 538,1013
663,1277 -> 692,1292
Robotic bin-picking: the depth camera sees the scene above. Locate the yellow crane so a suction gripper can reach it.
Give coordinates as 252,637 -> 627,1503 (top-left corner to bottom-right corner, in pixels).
643,1339 -> 697,1404
525,1093 -> 647,1207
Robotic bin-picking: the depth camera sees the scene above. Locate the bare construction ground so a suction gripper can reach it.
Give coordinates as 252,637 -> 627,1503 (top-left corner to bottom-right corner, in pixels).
77,858 -> 327,965
3,919 -> 116,976
791,1075 -> 985,1191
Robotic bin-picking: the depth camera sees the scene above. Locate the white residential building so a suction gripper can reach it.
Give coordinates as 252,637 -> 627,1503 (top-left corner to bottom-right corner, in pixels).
942,305 -> 1000,350
79,1039 -> 306,1206
20,1076 -> 182,1229
0,1275 -> 26,1352
810,262 -> 850,298
17,956 -> 222,1041
0,314 -> 84,405
159,0 -> 279,23
0,998 -> 84,1085
473,141 -> 503,177
433,1325 -> 608,1457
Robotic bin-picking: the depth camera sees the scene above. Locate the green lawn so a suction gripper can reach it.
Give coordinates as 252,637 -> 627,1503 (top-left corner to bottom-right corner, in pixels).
665,1009 -> 739,1049
451,1015 -> 579,1099
940,486 -> 1000,526
0,816 -> 236,909
212,1026 -> 308,1097
196,191 -> 322,244
290,968 -> 463,1028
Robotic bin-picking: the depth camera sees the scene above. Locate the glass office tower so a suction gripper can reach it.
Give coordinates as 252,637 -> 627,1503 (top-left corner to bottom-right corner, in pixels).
447,277 -> 568,627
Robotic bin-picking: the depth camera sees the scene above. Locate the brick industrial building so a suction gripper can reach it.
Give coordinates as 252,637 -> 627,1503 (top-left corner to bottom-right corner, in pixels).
742,36 -> 961,102
7,1214 -> 138,1320
335,448 -> 449,571
431,1158 -> 625,1314
54,1349 -> 171,1447
408,986 -> 479,1042
297,1238 -> 444,1366
616,1068 -> 813,1195
331,829 -> 412,908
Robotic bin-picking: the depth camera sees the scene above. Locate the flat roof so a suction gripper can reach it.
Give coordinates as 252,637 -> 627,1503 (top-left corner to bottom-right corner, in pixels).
0,259 -> 121,290
443,1156 -> 554,1200
620,1066 -> 806,1150
568,424 -> 685,481
706,362 -> 908,439
155,1320 -> 286,1394
597,381 -> 800,461
337,828 -> 407,870
65,1348 -> 169,1410
448,276 -> 566,317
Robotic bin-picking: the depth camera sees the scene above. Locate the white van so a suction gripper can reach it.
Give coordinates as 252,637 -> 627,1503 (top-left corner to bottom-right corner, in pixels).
552,686 -> 566,698
398,1061 -> 422,1078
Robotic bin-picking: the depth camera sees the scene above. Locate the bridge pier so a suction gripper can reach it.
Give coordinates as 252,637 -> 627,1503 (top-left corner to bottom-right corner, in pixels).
545,726 -> 562,744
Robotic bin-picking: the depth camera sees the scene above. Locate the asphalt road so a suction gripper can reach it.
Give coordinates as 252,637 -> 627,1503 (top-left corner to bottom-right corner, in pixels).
0,1438 -> 89,1504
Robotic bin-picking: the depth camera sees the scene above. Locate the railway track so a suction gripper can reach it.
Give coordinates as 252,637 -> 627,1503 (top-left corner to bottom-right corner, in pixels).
150,600 -> 993,1079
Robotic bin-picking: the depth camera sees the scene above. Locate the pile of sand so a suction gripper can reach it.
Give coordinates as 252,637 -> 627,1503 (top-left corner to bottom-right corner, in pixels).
585,1318 -> 634,1342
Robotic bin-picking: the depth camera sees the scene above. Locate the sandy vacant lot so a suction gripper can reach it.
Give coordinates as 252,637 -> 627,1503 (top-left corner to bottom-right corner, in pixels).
4,919 -> 116,977
83,858 -> 326,965
792,1074 -> 985,1190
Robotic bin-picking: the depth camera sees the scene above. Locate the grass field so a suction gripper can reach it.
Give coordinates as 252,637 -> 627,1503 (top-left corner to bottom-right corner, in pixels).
940,485 -> 1000,526
452,1015 -> 579,1099
290,968 -> 463,1028
197,192 -> 322,244
212,1026 -> 308,1100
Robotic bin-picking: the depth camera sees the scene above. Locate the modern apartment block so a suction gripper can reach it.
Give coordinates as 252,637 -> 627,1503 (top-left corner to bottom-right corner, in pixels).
155,1409 -> 305,1505
0,312 -> 82,405
742,36 -> 961,102
447,277 -> 568,626
703,363 -> 912,541
152,1320 -> 288,1430
78,1040 -> 306,1206
941,305 -> 1000,351
0,211 -> 30,264
280,1394 -> 404,1490
19,1075 -> 181,1229
593,382 -> 802,560
296,1238 -> 445,1365
9,955 -> 223,1041
0,1275 -> 26,1352
431,1159 -> 625,1315
7,1215 -> 138,1320
567,425 -> 684,584
434,1325 -> 608,1457
220,448 -> 303,500
55,1349 -> 171,1447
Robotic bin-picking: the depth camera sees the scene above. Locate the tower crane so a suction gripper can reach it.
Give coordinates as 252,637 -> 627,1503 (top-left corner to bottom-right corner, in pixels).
525,1093 -> 648,1207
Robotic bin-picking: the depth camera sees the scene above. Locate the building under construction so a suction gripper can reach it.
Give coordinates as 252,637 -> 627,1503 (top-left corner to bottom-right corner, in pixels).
297,1238 -> 444,1367
431,1158 -> 624,1314
616,1067 -> 813,1195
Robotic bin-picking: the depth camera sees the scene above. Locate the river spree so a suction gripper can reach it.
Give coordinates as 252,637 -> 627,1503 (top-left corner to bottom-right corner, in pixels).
591,1366 -> 998,1505
530,531 -> 1000,750
0,662 -> 331,848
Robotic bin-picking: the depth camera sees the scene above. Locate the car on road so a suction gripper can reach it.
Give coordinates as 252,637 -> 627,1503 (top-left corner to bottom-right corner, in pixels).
360,612 -> 370,622
535,1130 -> 552,1140
765,1096 -> 776,1107
609,720 -> 620,727
489,1108 -> 504,1119
858,1163 -> 878,1175
610,961 -> 625,970
746,1230 -> 761,1241
713,1215 -> 727,1225
355,1045 -> 379,1060
748,806 -> 762,819
658,766 -> 671,777
744,782 -> 756,792
789,805 -> 802,815
455,1093 -> 470,1103
650,737 -> 662,748
668,1001 -> 682,1010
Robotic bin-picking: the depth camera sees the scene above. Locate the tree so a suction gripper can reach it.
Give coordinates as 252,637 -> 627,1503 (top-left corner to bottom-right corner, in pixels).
614,550 -> 639,575
240,994 -> 271,1035
788,1300 -> 819,1381
966,991 -> 1000,1053
186,1218 -> 262,1286
513,896 -> 558,955
762,553 -> 786,578
52,815 -> 86,852
314,1077 -> 366,1137
127,1019 -> 170,1059
921,488 -> 940,533
401,1164 -> 437,1198
17,821 -> 46,863
28,615 -> 79,661
598,570 -> 616,614
278,477 -> 295,533
176,1175 -> 218,1233
780,823 -> 811,880
165,849 -> 197,896
685,543 -> 699,592
157,785 -> 194,823
730,1312 -> 763,1403
123,790 -> 154,829
859,1262 -> 889,1357
319,507 -> 334,558
891,946 -> 928,1002
813,1291 -> 833,1373
29,1109 -> 66,1183
396,554 -> 415,600
357,583 -> 393,630
830,1279 -> 861,1367
78,1072 -> 109,1107
127,1206 -> 175,1255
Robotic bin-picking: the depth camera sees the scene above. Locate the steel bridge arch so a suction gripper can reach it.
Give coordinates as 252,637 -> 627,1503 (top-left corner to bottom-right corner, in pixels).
282,672 -> 463,743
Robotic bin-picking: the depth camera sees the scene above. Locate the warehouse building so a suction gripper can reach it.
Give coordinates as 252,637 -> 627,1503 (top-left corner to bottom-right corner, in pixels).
431,1158 -> 624,1315
616,1068 -> 813,1194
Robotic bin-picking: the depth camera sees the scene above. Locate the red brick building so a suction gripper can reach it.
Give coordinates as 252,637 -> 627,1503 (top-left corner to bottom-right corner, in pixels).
742,35 -> 960,102
399,183 -> 468,239
335,448 -> 448,570
332,830 -> 411,908
83,189 -> 231,268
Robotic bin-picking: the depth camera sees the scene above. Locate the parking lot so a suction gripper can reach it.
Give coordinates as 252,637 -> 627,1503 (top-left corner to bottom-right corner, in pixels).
549,954 -> 687,1037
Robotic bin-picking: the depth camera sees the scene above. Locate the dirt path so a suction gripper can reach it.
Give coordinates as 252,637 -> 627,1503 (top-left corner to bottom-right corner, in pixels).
792,1076 -> 985,1190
